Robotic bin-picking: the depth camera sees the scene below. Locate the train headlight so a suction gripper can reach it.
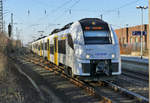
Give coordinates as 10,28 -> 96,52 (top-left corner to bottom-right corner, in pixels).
86,54 -> 90,59
112,54 -> 115,59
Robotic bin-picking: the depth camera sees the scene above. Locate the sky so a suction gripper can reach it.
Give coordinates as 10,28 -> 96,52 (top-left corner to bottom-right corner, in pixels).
3,0 -> 149,44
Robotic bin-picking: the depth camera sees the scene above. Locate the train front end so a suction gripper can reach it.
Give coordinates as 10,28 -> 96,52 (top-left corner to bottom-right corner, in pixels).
71,18 -> 121,80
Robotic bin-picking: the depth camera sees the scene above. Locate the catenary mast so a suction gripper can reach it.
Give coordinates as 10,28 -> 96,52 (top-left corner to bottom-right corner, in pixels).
0,0 -> 3,32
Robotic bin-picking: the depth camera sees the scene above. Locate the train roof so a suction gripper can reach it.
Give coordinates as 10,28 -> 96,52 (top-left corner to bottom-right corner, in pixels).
79,18 -> 107,25
32,18 -> 109,44
50,18 -> 109,35
51,29 -> 61,35
60,22 -> 73,31
51,22 -> 73,35
31,36 -> 47,43
79,18 -> 109,31
36,36 -> 47,40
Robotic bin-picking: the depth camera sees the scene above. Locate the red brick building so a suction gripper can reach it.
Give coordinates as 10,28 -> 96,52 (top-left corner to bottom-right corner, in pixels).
115,24 -> 149,55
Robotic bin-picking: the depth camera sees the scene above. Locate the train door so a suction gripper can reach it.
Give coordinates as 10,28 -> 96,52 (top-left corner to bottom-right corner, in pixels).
54,36 -> 58,65
47,38 -> 50,61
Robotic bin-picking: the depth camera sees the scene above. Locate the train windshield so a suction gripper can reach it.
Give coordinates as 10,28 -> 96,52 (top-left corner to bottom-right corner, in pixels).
84,31 -> 112,44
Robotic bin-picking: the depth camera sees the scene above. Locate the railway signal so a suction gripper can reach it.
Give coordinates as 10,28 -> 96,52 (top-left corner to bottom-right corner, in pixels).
8,23 -> 12,37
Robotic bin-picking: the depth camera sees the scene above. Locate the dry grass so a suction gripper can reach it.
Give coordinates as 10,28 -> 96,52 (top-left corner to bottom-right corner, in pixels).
120,44 -> 148,56
0,53 -> 24,103
0,33 -> 25,103
0,33 -> 43,103
0,53 -> 6,73
0,33 -> 8,53
0,33 -> 22,55
0,67 -> 25,103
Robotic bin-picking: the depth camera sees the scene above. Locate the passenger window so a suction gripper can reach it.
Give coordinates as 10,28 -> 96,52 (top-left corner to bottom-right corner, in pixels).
41,43 -> 43,50
38,45 -> 40,50
45,42 -> 47,50
67,34 -> 74,49
58,40 -> 66,54
50,45 -> 54,54
47,40 -> 49,50
54,38 -> 57,52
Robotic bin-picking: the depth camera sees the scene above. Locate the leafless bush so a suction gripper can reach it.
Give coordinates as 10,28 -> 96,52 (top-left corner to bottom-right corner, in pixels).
120,43 -> 148,56
0,33 -> 9,53
120,44 -> 132,54
0,33 -> 22,55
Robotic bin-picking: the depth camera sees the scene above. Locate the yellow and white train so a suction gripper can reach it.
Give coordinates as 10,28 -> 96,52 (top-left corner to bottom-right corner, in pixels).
30,18 -> 121,81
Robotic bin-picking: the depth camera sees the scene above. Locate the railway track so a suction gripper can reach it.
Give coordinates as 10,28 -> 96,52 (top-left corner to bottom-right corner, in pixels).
122,69 -> 148,82
107,73 -> 148,98
118,68 -> 149,98
88,81 -> 148,103
10,54 -> 149,103
21,55 -> 112,103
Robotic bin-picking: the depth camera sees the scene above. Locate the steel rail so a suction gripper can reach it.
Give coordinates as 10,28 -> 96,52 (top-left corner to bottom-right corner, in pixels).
122,72 -> 148,82
103,81 -> 149,103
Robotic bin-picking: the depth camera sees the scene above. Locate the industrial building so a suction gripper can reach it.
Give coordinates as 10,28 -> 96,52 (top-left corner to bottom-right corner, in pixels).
115,24 -> 149,55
